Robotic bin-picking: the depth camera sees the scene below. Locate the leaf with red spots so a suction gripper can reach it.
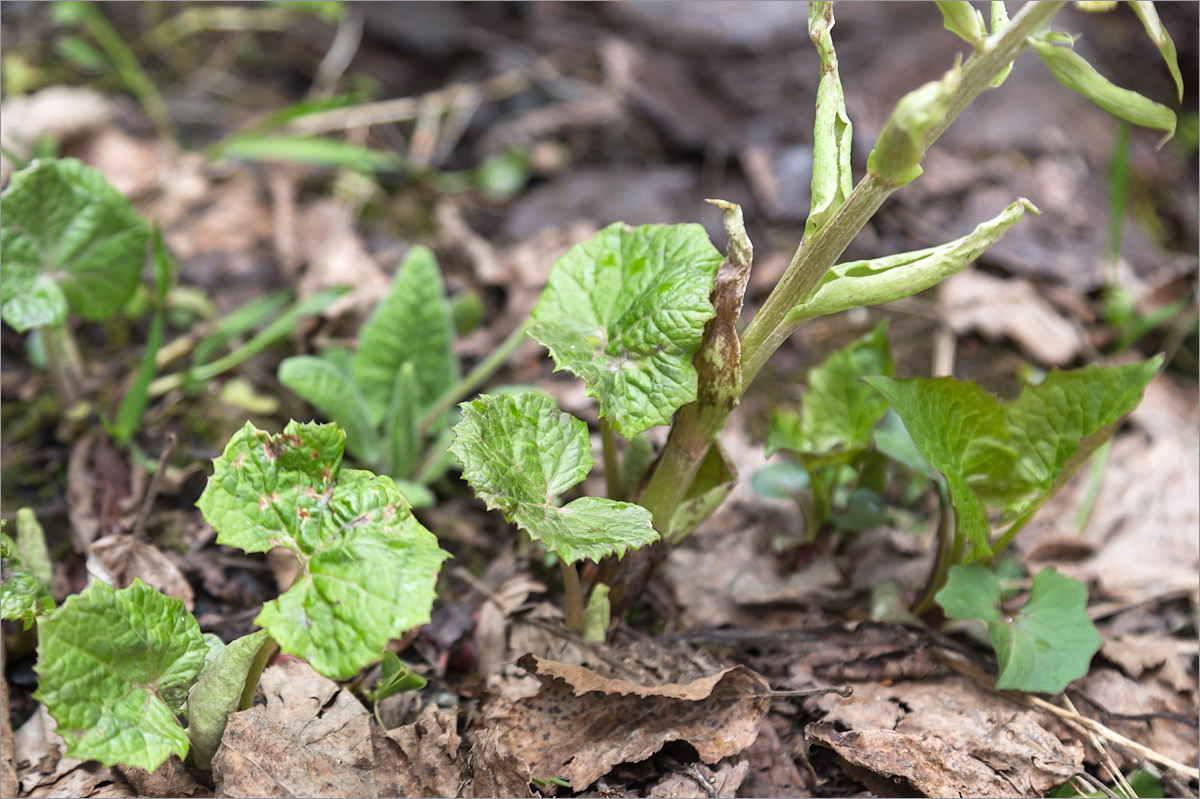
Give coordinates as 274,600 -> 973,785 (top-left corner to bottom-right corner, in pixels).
198,421 -> 449,680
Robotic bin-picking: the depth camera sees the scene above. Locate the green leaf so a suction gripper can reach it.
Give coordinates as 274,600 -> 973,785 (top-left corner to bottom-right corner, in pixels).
450,392 -> 659,564
192,289 -> 291,368
375,651 -> 427,703
1032,33 -> 1176,142
788,199 -> 1037,325
212,135 -> 401,172
16,507 -> 53,586
937,1 -> 986,47
1,532 -> 54,629
352,246 -> 460,425
865,357 -> 1160,557
936,565 -> 1102,693
806,2 -> 854,240
279,355 -> 380,466
1,158 -> 149,331
866,63 -> 961,187
384,362 -> 420,478
529,223 -> 723,438
1130,2 -> 1183,103
196,421 -> 450,680
33,580 -> 207,770
667,443 -> 737,545
185,629 -> 270,770
767,321 -> 894,467
751,462 -> 811,500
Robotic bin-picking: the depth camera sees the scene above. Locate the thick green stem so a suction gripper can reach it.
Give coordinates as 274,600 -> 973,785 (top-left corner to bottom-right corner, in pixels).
642,0 -> 1064,536
559,560 -> 586,636
418,320 -> 530,435
599,418 -> 622,501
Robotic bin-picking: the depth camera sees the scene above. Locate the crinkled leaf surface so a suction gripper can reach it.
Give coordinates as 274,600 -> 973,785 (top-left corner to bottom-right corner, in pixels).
1,158 -> 148,331
197,421 -> 450,680
937,565 -> 1101,693
1,532 -> 54,628
767,321 -> 893,466
450,392 -> 658,564
352,246 -> 460,424
529,223 -> 722,437
865,357 -> 1159,557
33,580 -> 206,770
279,355 -> 380,465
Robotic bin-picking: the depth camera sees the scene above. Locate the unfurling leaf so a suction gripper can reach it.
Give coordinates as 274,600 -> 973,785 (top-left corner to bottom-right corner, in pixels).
197,420 -> 450,680
1,158 -> 148,331
33,580 -> 207,770
806,2 -> 854,239
186,629 -> 270,770
529,223 -> 722,438
450,392 -> 659,564
937,565 -> 1102,693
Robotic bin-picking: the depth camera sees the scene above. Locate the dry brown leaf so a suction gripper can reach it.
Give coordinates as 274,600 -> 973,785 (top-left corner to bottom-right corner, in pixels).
0,86 -> 113,183
807,677 -> 1082,798
75,128 -> 162,198
939,268 -> 1083,366
212,661 -> 376,798
381,705 -> 463,799
486,653 -> 770,791
88,534 -> 195,611
1101,634 -> 1194,693
737,718 -> 810,798
13,706 -> 132,799
66,435 -> 145,553
464,728 -> 533,799
648,758 -> 749,799
118,756 -> 205,798
296,199 -> 391,320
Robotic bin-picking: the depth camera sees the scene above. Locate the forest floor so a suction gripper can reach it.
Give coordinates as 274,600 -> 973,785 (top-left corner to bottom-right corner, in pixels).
1,3 -> 1197,798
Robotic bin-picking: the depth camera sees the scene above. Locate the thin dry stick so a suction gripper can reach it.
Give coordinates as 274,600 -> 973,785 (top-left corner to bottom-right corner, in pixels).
1061,693 -> 1136,799
1071,771 -> 1120,799
936,649 -> 1200,781
130,431 -> 178,543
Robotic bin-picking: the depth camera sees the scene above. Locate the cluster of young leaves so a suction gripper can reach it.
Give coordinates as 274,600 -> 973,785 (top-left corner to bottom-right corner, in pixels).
279,246 -> 460,506
0,511 -> 54,628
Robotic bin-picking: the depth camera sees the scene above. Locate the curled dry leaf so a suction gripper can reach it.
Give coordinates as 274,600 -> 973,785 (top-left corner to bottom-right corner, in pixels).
88,535 -> 194,611
13,705 -> 132,799
464,728 -> 533,799
117,757 -> 204,799
486,653 -> 770,791
647,758 -> 749,799
381,705 -> 463,799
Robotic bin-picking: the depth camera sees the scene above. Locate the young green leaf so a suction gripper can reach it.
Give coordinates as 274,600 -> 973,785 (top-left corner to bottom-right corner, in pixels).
787,199 -> 1038,326
375,650 -> 427,703
865,357 -> 1161,557
16,507 -> 53,586
529,223 -> 723,438
1,158 -> 149,331
937,1 -> 986,47
353,246 -> 460,425
197,421 -> 450,680
1,532 -> 54,629
806,2 -> 854,240
185,629 -> 270,770
385,361 -> 421,478
212,135 -> 401,172
1031,33 -> 1176,142
767,321 -> 894,467
278,355 -> 380,465
450,392 -> 659,564
936,565 -> 1102,693
33,580 -> 207,770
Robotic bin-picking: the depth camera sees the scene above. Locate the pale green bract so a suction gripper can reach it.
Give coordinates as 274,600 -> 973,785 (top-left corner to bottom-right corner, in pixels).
32,580 -> 207,771
185,629 -> 270,770
450,392 -> 659,564
196,420 -> 450,680
1,158 -> 149,331
865,356 -> 1162,557
529,223 -> 723,438
937,565 -> 1102,693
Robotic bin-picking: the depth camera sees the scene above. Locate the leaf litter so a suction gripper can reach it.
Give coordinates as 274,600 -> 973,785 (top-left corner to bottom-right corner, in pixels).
2,2 -> 1197,798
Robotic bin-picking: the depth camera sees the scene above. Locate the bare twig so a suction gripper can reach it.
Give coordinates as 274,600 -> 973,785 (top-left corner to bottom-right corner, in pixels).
130,431 -> 177,543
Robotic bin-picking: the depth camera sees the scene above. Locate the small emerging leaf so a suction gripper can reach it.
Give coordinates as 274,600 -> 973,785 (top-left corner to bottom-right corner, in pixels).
1130,2 -> 1183,103
1,532 -> 54,628
806,2 -> 854,239
278,355 -> 380,465
353,246 -> 460,425
1,158 -> 149,331
450,392 -> 659,564
937,1 -> 986,47
866,62 -> 961,187
186,629 -> 270,770
375,651 -> 427,703
937,565 -> 1102,693
16,507 -> 52,585
34,580 -> 207,770
529,223 -> 723,437
197,421 -> 450,680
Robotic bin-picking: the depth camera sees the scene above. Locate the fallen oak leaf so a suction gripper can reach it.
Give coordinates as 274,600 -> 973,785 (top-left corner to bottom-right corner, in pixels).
486,653 -> 770,791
